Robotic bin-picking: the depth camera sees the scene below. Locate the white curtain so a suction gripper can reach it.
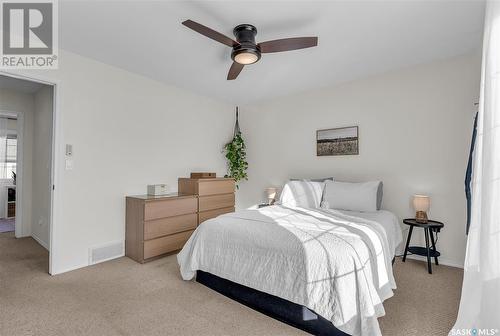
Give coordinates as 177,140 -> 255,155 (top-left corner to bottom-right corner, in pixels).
451,1 -> 500,334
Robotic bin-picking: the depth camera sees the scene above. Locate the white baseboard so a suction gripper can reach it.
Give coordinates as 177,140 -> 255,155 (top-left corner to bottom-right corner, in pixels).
404,254 -> 464,269
31,234 -> 49,251
50,262 -> 89,276
51,253 -> 124,276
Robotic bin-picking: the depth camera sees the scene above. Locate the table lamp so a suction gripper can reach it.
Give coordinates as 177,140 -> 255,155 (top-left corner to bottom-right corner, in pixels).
413,195 -> 430,223
265,187 -> 278,205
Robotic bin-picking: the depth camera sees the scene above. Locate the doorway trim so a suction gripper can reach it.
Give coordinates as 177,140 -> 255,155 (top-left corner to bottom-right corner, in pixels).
0,110 -> 25,238
0,70 -> 60,275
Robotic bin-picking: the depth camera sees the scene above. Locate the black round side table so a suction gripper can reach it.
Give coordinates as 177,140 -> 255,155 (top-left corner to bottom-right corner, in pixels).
402,218 -> 444,274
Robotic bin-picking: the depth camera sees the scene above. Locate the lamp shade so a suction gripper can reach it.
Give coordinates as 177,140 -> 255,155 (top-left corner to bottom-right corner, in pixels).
265,187 -> 277,200
413,195 -> 430,212
234,51 -> 259,65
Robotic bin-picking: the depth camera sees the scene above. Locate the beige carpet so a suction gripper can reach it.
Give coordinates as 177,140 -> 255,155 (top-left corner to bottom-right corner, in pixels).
0,232 -> 463,336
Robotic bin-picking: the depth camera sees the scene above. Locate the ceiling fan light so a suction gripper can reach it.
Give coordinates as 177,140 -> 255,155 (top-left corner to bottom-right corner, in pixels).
234,51 -> 259,65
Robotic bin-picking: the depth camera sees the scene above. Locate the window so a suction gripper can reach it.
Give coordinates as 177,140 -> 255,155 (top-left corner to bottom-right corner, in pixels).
0,134 -> 17,180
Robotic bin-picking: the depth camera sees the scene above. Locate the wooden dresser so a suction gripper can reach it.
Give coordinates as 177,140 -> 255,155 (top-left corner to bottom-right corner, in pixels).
178,177 -> 235,224
125,193 -> 197,263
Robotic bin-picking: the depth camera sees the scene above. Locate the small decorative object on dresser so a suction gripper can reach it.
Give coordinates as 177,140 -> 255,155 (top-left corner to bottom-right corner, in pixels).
178,177 -> 235,225
316,126 -> 359,156
402,218 -> 444,274
265,187 -> 278,205
147,184 -> 169,196
125,193 -> 198,263
413,194 -> 430,223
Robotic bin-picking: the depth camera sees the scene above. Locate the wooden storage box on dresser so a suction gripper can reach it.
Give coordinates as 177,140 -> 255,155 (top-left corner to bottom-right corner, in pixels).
125,193 -> 197,263
178,177 -> 235,224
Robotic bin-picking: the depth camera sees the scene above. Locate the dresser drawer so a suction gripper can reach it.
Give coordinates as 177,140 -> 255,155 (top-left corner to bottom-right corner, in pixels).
144,197 -> 197,221
143,230 -> 194,259
198,180 -> 235,196
144,213 -> 197,240
199,193 -> 235,212
199,206 -> 235,224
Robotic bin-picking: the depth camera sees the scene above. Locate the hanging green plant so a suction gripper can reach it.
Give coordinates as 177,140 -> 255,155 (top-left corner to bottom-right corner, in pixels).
224,107 -> 248,188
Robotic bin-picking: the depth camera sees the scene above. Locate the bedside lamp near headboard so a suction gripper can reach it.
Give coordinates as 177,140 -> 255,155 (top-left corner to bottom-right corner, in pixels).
413,195 -> 430,223
265,187 -> 278,205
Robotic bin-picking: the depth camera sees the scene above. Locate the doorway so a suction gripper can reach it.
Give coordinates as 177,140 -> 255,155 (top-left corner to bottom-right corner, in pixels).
0,114 -> 19,234
0,73 -> 56,273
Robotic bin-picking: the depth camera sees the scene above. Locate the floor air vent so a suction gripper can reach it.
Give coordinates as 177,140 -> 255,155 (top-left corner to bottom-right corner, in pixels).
89,241 -> 124,265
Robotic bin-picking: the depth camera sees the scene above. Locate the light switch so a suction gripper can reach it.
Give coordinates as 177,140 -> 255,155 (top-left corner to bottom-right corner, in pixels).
66,144 -> 73,156
65,159 -> 74,170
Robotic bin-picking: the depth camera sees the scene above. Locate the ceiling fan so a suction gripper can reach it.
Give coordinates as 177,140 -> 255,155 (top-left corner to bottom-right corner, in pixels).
182,20 -> 318,80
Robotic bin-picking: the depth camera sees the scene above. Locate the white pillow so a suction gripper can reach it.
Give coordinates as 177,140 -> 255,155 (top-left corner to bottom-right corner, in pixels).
322,180 -> 382,212
279,180 -> 325,208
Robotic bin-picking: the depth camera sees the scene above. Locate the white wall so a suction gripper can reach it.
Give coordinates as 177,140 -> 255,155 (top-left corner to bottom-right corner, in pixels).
238,52 -> 481,268
8,49 -> 234,274
0,89 -> 34,237
31,86 -> 54,249
4,50 -> 478,272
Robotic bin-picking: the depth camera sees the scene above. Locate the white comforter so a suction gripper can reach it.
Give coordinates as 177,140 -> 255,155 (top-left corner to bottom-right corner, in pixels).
178,206 -> 398,336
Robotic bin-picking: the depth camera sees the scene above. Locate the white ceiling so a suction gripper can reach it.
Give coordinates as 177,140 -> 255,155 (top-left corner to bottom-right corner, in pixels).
59,1 -> 485,104
0,75 -> 45,94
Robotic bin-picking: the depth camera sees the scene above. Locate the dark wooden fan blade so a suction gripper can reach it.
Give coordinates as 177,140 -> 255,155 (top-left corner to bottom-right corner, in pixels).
182,20 -> 238,47
227,62 -> 244,80
258,37 -> 318,53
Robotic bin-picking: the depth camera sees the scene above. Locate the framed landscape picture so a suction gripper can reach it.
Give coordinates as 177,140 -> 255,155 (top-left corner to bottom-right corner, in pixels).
316,126 -> 359,156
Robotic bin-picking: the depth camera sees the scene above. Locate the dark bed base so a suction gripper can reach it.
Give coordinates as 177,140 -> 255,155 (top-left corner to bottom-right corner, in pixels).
196,271 -> 349,336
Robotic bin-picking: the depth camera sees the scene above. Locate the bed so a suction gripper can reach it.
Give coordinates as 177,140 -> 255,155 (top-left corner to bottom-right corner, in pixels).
178,203 -> 402,336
